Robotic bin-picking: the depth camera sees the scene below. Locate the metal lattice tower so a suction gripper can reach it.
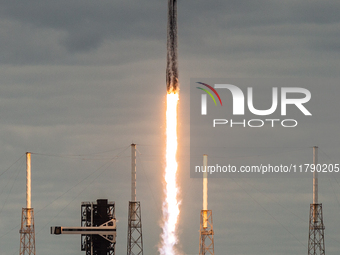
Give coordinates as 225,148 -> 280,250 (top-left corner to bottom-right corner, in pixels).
127,144 -> 143,255
127,201 -> 143,255
20,152 -> 36,255
308,204 -> 325,255
308,146 -> 325,255
199,155 -> 214,255
20,208 -> 36,255
199,210 -> 214,255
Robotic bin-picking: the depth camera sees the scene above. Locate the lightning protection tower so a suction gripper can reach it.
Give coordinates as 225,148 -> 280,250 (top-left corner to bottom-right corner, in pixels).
19,152 -> 36,255
127,144 -> 143,255
308,146 -> 325,255
199,154 -> 214,255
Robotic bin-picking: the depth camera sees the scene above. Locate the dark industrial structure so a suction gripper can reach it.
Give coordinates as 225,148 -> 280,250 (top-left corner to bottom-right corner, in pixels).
82,200 -> 116,255
51,199 -> 116,255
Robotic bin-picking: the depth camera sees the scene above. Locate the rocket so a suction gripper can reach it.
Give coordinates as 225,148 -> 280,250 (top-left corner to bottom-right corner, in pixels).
166,0 -> 179,93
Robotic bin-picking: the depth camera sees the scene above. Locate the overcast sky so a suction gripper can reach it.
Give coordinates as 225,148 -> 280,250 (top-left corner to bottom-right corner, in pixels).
1,1 -> 340,255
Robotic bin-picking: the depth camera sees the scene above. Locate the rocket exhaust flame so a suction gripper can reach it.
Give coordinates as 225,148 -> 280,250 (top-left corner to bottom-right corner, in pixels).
160,92 -> 180,255
160,1 -> 180,253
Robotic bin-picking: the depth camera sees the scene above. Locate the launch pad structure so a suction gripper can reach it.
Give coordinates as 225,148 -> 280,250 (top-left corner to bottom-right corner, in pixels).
308,146 -> 325,255
19,152 -> 36,255
51,199 -> 116,255
81,200 -> 116,255
199,154 -> 214,255
51,144 -> 143,255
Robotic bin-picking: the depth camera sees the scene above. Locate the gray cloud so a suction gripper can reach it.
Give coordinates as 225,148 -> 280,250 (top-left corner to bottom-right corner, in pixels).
0,1 -> 340,255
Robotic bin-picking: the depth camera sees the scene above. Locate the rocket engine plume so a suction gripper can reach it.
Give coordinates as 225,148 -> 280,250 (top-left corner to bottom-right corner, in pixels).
160,0 -> 180,254
160,92 -> 179,255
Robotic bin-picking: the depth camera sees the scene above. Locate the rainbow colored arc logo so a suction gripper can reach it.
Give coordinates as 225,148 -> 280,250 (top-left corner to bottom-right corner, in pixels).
196,82 -> 223,106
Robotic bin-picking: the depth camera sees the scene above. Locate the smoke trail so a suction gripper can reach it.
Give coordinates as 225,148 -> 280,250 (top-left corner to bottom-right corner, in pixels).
166,0 -> 178,93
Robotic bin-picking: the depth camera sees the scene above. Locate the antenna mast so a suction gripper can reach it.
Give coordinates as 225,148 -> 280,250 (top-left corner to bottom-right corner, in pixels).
199,154 -> 214,255
127,144 -> 143,255
313,146 -> 318,206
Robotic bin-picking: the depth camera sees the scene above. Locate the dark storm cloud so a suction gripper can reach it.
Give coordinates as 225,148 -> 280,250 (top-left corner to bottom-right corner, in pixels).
178,0 -> 340,62
0,0 -> 165,55
1,0 -> 340,64
180,0 -> 340,26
